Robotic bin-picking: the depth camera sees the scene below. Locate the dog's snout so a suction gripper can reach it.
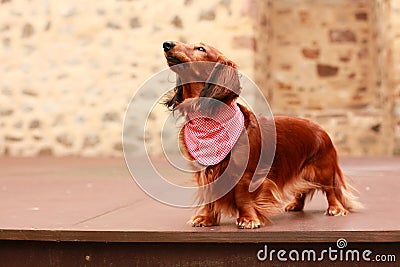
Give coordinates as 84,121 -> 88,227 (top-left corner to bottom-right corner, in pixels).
163,41 -> 175,52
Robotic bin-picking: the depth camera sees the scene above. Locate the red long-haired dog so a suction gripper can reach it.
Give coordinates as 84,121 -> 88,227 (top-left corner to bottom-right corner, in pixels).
163,41 -> 362,229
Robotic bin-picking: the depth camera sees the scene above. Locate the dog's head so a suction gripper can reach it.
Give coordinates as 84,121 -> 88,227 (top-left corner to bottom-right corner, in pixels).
162,41 -> 241,112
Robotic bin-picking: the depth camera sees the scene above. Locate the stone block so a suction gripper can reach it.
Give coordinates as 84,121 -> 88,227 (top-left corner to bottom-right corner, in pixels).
329,29 -> 357,43
317,64 -> 339,77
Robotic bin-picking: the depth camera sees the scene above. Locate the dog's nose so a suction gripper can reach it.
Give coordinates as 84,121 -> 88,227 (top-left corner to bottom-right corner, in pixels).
163,41 -> 175,52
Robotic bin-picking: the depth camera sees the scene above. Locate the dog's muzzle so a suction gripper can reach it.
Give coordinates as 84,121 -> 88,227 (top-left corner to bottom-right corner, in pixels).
163,41 -> 175,52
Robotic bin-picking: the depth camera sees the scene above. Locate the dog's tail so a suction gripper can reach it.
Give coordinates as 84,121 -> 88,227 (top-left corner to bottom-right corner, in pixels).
334,166 -> 364,211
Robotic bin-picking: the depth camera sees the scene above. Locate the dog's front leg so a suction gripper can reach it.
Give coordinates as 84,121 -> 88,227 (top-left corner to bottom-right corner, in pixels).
190,204 -> 220,227
236,203 -> 262,229
234,175 -> 263,229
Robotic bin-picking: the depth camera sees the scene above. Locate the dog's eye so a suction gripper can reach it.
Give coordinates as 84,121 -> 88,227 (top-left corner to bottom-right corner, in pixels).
196,46 -> 206,52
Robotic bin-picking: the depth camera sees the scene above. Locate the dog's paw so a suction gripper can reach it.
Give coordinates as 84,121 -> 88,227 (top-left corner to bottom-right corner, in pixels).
189,215 -> 215,227
325,205 -> 349,216
284,201 -> 304,212
236,216 -> 261,229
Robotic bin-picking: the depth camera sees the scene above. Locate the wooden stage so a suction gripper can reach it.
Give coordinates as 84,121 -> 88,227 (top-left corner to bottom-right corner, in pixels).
0,157 -> 399,266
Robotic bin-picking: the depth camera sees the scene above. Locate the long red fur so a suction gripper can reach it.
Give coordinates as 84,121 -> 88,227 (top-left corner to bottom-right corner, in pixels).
163,41 -> 362,229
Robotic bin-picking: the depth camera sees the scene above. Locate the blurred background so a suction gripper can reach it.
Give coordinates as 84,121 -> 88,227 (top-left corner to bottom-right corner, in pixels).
0,0 -> 399,157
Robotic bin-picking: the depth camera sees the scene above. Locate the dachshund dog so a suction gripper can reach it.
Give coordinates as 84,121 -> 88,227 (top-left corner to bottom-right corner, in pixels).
162,41 -> 362,229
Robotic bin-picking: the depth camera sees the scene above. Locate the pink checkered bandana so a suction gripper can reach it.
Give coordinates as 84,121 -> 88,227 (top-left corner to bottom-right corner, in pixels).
183,101 -> 244,166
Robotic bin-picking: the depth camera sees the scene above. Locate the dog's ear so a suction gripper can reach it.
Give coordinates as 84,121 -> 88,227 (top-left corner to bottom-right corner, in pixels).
164,77 -> 183,110
214,54 -> 238,69
199,55 -> 240,113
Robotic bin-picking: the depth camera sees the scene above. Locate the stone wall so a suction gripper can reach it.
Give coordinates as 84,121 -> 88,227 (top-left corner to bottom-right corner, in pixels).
255,0 -> 398,156
0,0 -> 399,156
391,0 -> 400,154
0,0 -> 256,156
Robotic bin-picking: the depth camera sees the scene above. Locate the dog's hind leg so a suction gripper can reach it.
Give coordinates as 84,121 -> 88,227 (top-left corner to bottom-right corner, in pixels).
325,188 -> 348,216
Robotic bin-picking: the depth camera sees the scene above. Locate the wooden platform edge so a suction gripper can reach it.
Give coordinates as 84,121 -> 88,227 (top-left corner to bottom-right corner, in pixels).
0,229 -> 399,243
